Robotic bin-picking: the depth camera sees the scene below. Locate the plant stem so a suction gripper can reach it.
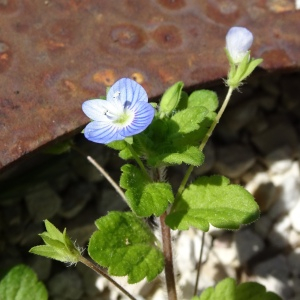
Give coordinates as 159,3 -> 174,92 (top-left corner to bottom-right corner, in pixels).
126,143 -> 151,180
193,231 -> 206,296
72,146 -> 127,203
160,212 -> 177,300
79,256 -> 137,300
174,86 -> 234,202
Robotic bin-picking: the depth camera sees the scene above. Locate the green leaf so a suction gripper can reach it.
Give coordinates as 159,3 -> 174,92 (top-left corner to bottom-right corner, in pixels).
188,90 -> 219,112
193,277 -> 282,300
29,245 -> 68,262
44,219 -> 64,242
239,58 -> 263,82
150,146 -> 204,167
166,175 -> 260,231
159,81 -> 184,115
120,164 -> 174,217
170,106 -> 208,134
29,220 -> 81,264
0,264 -> 48,300
107,140 -> 133,160
176,91 -> 189,110
88,211 -> 164,283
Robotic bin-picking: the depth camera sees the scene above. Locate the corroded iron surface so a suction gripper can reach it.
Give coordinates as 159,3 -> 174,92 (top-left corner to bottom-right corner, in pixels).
1,0 -> 300,170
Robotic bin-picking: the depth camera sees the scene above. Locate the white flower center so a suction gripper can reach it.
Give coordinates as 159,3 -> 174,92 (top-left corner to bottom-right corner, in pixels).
104,91 -> 134,127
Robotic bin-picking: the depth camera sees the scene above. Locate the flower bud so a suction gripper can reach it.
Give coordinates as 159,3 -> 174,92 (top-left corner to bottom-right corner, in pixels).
159,81 -> 184,116
226,27 -> 253,64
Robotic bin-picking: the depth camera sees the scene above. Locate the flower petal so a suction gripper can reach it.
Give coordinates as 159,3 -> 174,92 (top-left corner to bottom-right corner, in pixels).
226,27 -> 253,64
107,78 -> 148,107
84,121 -> 125,144
120,101 -> 155,137
82,100 -> 111,121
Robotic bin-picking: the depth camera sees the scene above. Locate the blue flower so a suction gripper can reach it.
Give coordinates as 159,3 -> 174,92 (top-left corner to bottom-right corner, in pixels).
226,27 -> 253,64
82,78 -> 155,144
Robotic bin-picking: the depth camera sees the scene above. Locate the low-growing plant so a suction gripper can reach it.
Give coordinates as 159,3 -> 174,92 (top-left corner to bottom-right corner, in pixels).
0,27 -> 282,300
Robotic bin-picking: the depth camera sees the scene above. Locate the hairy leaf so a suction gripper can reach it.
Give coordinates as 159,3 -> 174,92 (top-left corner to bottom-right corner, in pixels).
193,278 -> 282,300
148,146 -> 204,167
88,211 -> 164,283
170,106 -> 208,134
29,220 -> 81,263
188,90 -> 219,112
0,265 -> 48,300
120,164 -> 174,216
166,175 -> 259,231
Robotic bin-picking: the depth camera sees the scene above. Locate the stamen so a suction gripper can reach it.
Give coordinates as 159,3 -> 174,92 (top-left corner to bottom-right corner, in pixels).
113,91 -> 121,99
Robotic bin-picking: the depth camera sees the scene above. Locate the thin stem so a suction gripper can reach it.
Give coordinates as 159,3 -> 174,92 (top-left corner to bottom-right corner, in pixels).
79,256 -> 137,300
193,231 -> 206,296
87,156 -> 127,201
72,146 -> 127,203
126,143 -> 151,180
160,212 -> 177,300
174,86 -> 234,202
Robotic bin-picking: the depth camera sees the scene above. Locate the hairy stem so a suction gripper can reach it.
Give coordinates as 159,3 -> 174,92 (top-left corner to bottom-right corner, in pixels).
72,146 -> 127,203
160,212 -> 177,300
193,231 -> 206,296
126,143 -> 151,180
79,256 -> 137,300
174,86 -> 234,202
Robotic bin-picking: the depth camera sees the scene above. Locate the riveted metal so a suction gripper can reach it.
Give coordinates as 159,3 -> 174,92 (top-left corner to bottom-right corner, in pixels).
1,0 -> 300,170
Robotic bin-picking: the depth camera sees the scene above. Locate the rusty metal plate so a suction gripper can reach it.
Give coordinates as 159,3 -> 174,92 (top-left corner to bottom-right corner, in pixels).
1,0 -> 300,171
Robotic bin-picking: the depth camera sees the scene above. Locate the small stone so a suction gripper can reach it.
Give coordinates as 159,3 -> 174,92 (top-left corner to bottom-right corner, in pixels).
59,182 -> 95,219
222,99 -> 258,132
248,175 -> 277,213
290,200 -> 300,233
1,204 -> 22,226
235,228 -> 265,264
256,95 -> 278,111
27,255 -> 52,281
213,236 -> 238,266
244,110 -> 269,135
252,255 -> 289,280
20,222 -> 44,247
25,182 -> 61,222
71,141 -> 109,183
260,75 -> 280,98
66,204 -> 98,246
5,224 -> 24,245
213,143 -> 256,179
176,229 -> 211,274
289,229 -> 300,248
263,146 -> 293,175
255,275 -> 293,300
96,188 -> 128,215
241,163 -> 266,183
193,141 -> 215,176
48,269 -> 83,300
254,214 -> 273,238
268,215 -> 291,249
268,161 -> 300,220
50,171 -> 77,193
287,248 -> 300,277
77,263 -> 100,297
251,122 -> 299,155
96,276 -> 150,300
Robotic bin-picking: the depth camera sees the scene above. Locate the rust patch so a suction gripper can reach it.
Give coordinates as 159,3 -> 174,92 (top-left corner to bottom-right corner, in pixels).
93,70 -> 116,86
131,72 -> 144,84
152,25 -> 182,49
0,1 -> 300,171
110,24 -> 147,49
157,0 -> 186,10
